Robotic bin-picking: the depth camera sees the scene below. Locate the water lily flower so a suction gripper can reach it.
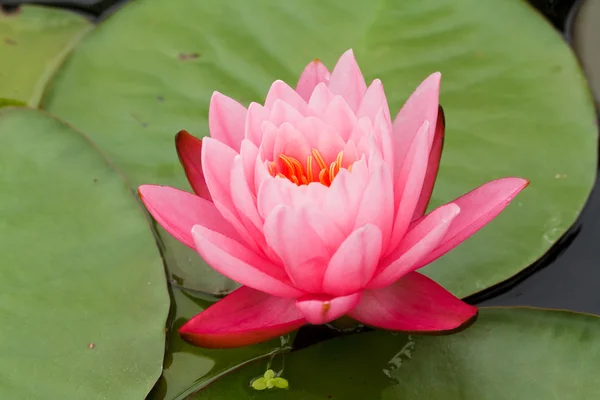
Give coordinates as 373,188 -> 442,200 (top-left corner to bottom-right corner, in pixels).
139,49 -> 528,348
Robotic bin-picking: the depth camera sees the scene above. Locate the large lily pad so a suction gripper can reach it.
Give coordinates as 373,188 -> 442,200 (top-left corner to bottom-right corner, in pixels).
0,108 -> 169,399
42,0 -> 597,297
0,5 -> 92,107
152,288 -> 292,400
196,307 -> 600,399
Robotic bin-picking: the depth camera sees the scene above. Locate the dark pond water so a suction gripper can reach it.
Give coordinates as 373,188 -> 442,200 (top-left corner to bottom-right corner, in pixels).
5,0 -> 598,313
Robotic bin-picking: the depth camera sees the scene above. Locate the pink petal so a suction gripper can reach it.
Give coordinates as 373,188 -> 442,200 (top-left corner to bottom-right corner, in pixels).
296,59 -> 331,101
175,130 -> 211,201
265,80 -> 309,115
387,121 -> 432,255
256,175 -> 331,222
230,155 -> 263,233
322,224 -> 382,296
240,139 -> 259,192
295,292 -> 362,325
353,156 -> 394,247
245,102 -> 270,146
308,82 -> 335,116
256,176 -> 291,219
180,286 -> 306,348
415,177 -> 530,268
391,72 -> 440,180
349,272 -> 477,332
327,49 -> 367,112
295,117 -> 345,162
322,96 -> 358,141
263,205 -> 331,293
209,91 -> 247,151
322,160 -> 369,235
269,99 -> 304,127
372,109 -> 394,169
272,123 -> 310,171
138,185 -> 240,248
202,137 -> 262,249
297,200 -> 346,251
368,203 -> 460,289
257,120 -> 278,162
357,79 -> 390,122
192,225 -> 303,298
412,105 -> 445,220
201,137 -> 238,211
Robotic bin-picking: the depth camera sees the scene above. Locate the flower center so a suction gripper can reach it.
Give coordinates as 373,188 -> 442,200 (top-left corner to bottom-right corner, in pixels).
267,149 -> 350,187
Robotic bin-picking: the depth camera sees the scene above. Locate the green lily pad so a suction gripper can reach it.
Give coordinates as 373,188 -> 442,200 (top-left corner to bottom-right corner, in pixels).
195,307 -> 600,399
0,5 -> 92,107
151,288 -> 293,400
0,108 -> 169,399
42,0 -> 596,297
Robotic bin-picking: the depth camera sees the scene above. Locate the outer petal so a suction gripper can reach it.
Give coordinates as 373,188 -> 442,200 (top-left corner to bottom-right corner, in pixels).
192,225 -> 303,298
263,205 -> 331,293
368,203 -> 460,289
230,155 -> 263,233
296,59 -> 331,101
175,130 -> 211,201
295,292 -> 362,325
387,121 -> 432,255
180,286 -> 306,348
202,137 -> 260,249
415,177 -> 530,268
349,272 -> 477,332
372,109 -> 394,169
138,185 -> 240,248
322,224 -> 382,296
265,80 -> 309,115
354,155 -> 394,247
391,72 -> 440,179
412,105 -> 445,219
209,91 -> 247,150
327,49 -> 367,112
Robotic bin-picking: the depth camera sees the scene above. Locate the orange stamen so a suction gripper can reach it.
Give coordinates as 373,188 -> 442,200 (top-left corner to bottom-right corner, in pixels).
306,156 -> 314,183
268,148 -> 352,187
312,149 -> 327,170
335,151 -> 344,173
318,169 -> 329,186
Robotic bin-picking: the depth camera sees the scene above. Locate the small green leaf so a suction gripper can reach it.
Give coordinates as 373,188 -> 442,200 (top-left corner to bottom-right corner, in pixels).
273,377 -> 290,389
263,369 -> 275,380
251,378 -> 267,391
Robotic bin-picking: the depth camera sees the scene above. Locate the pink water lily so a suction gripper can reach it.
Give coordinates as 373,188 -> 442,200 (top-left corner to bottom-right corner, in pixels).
139,49 -> 528,348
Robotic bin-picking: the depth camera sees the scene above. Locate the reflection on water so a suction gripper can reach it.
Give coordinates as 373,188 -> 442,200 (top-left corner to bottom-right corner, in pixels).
383,335 -> 416,381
